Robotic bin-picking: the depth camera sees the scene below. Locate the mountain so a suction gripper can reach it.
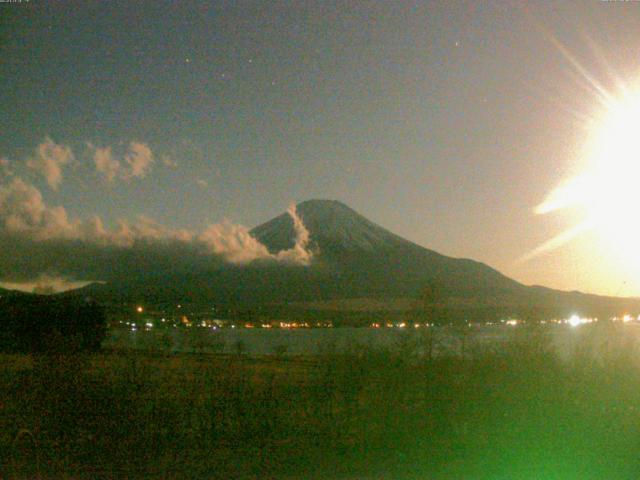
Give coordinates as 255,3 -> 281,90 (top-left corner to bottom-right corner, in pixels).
252,199 -> 524,299
62,199 -> 640,320
253,199 -> 413,253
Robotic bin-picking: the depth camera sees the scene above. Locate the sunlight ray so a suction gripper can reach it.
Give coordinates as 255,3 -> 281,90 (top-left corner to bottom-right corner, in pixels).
547,33 -> 616,108
519,219 -> 595,263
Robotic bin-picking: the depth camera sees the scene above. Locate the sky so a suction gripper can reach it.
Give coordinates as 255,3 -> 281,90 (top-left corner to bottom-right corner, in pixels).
2,0 -> 640,296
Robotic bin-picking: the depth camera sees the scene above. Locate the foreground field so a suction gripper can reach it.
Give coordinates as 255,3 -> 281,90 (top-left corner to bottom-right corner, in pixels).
2,324 -> 640,479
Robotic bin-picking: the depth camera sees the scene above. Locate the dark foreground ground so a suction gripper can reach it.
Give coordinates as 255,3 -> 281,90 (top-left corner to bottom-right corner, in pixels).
2,324 -> 640,479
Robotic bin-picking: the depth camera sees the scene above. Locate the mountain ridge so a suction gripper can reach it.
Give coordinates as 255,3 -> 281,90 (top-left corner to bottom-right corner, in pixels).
252,199 -> 525,298
56,199 -> 640,319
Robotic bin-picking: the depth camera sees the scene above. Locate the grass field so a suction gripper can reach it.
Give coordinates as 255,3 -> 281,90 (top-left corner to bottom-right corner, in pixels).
2,323 -> 640,479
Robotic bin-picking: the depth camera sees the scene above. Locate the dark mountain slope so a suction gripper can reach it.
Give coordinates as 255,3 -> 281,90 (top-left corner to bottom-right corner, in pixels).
60,199 -> 640,318
251,199 -> 525,299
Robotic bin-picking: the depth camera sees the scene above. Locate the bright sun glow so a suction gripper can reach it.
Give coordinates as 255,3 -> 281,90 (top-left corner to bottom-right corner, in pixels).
531,85 -> 640,271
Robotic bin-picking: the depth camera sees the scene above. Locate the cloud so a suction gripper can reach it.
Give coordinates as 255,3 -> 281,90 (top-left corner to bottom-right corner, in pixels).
274,204 -> 313,265
0,178 -> 315,287
0,177 -> 78,240
26,137 -> 74,190
0,275 -> 97,294
119,215 -> 193,245
0,177 -> 192,246
90,142 -> 155,183
124,142 -> 154,179
198,220 -> 272,264
94,146 -> 121,183
198,204 -> 314,266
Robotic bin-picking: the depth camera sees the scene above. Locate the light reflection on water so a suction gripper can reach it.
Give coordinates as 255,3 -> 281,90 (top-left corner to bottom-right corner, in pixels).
104,323 -> 640,358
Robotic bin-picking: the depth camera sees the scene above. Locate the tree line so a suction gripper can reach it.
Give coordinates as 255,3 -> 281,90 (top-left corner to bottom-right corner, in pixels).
0,295 -> 106,353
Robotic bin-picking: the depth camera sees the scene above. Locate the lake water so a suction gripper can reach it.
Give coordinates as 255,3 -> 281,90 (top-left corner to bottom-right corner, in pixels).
104,322 -> 640,358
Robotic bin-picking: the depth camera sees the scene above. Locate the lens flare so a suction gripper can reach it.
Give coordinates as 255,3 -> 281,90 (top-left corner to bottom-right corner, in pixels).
528,84 -> 640,275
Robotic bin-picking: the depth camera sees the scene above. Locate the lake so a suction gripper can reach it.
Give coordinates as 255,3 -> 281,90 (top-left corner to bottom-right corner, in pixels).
104,322 -> 640,358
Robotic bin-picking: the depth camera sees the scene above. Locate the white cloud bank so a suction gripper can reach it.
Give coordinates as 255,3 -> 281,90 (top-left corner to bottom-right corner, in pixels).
0,176 -> 314,289
198,204 -> 312,265
0,137 -> 315,290
0,177 -> 193,246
